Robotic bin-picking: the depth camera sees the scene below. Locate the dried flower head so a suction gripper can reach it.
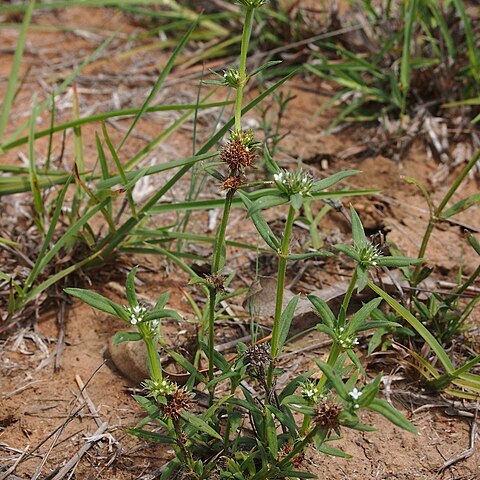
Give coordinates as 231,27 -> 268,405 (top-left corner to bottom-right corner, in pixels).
222,174 -> 245,192
161,387 -> 195,421
278,443 -> 305,469
313,399 -> 342,434
244,343 -> 271,377
220,129 -> 257,173
205,272 -> 227,292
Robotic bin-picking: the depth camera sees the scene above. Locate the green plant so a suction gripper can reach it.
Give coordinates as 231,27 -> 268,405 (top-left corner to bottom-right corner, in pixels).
306,0 -> 480,130
63,4 -> 430,478
380,151 -> 480,349
0,2 -> 301,321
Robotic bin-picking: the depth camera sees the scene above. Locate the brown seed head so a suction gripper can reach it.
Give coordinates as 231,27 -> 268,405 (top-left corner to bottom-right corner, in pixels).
222,174 -> 245,192
278,443 -> 305,469
161,387 -> 195,422
205,273 -> 227,292
220,139 -> 256,173
313,399 -> 342,433
244,343 -> 271,378
245,343 -> 270,368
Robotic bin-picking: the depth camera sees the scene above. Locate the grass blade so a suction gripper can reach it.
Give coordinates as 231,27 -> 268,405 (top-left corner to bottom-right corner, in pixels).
117,18 -> 199,152
2,29 -> 117,147
28,96 -> 44,232
400,0 -> 418,115
0,0 -> 35,141
0,101 -> 233,152
368,281 -> 455,374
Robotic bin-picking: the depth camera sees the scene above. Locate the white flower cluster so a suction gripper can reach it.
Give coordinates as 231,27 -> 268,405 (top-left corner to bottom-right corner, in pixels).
125,304 -> 147,325
337,327 -> 359,349
301,379 -> 323,402
223,68 -> 242,88
348,387 -> 363,409
357,241 -> 382,267
237,0 -> 268,8
273,169 -> 313,196
143,377 -> 177,399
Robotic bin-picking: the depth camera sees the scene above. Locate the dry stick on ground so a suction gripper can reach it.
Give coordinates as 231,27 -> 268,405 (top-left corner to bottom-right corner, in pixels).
0,445 -> 30,480
2,380 -> 45,400
46,374 -> 119,480
11,362 -> 107,479
74,374 -> 105,429
437,404 -> 479,473
54,299 -> 66,371
50,422 -> 109,480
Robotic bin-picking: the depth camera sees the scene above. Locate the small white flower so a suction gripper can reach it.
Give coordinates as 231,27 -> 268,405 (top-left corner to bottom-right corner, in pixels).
354,403 -> 360,409
349,387 -> 363,401
339,327 -> 344,333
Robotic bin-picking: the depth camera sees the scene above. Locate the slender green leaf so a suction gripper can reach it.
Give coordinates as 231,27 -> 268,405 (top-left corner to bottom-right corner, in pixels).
315,359 -> 348,400
317,444 -> 352,458
311,170 -> 359,193
442,192 -> 480,219
278,295 -> 300,353
0,0 -> 36,141
307,295 -> 336,328
117,18 -> 198,151
125,266 -> 138,306
368,281 -> 455,373
180,411 -> 222,440
368,398 -> 416,433
346,298 -> 382,335
349,206 -> 366,246
64,288 -> 119,316
113,331 -> 143,344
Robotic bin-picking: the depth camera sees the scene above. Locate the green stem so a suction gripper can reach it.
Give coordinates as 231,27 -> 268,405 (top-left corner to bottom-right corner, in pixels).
412,150 -> 480,284
208,288 -> 216,397
173,419 -> 192,465
223,381 -> 237,451
144,336 -> 162,382
207,190 -> 234,404
455,264 -> 480,297
300,415 -> 310,436
340,268 -> 358,315
268,205 -> 296,387
205,4 -> 254,404
212,189 -> 234,274
316,269 -> 358,391
411,219 -> 435,285
436,150 -> 480,214
235,7 -> 254,131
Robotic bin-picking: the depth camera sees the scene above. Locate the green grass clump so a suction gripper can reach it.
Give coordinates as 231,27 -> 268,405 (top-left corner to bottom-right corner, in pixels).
306,0 -> 480,129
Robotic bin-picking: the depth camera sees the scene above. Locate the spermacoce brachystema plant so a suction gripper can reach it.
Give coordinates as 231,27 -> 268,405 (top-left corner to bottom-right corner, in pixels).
66,1 -> 421,478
